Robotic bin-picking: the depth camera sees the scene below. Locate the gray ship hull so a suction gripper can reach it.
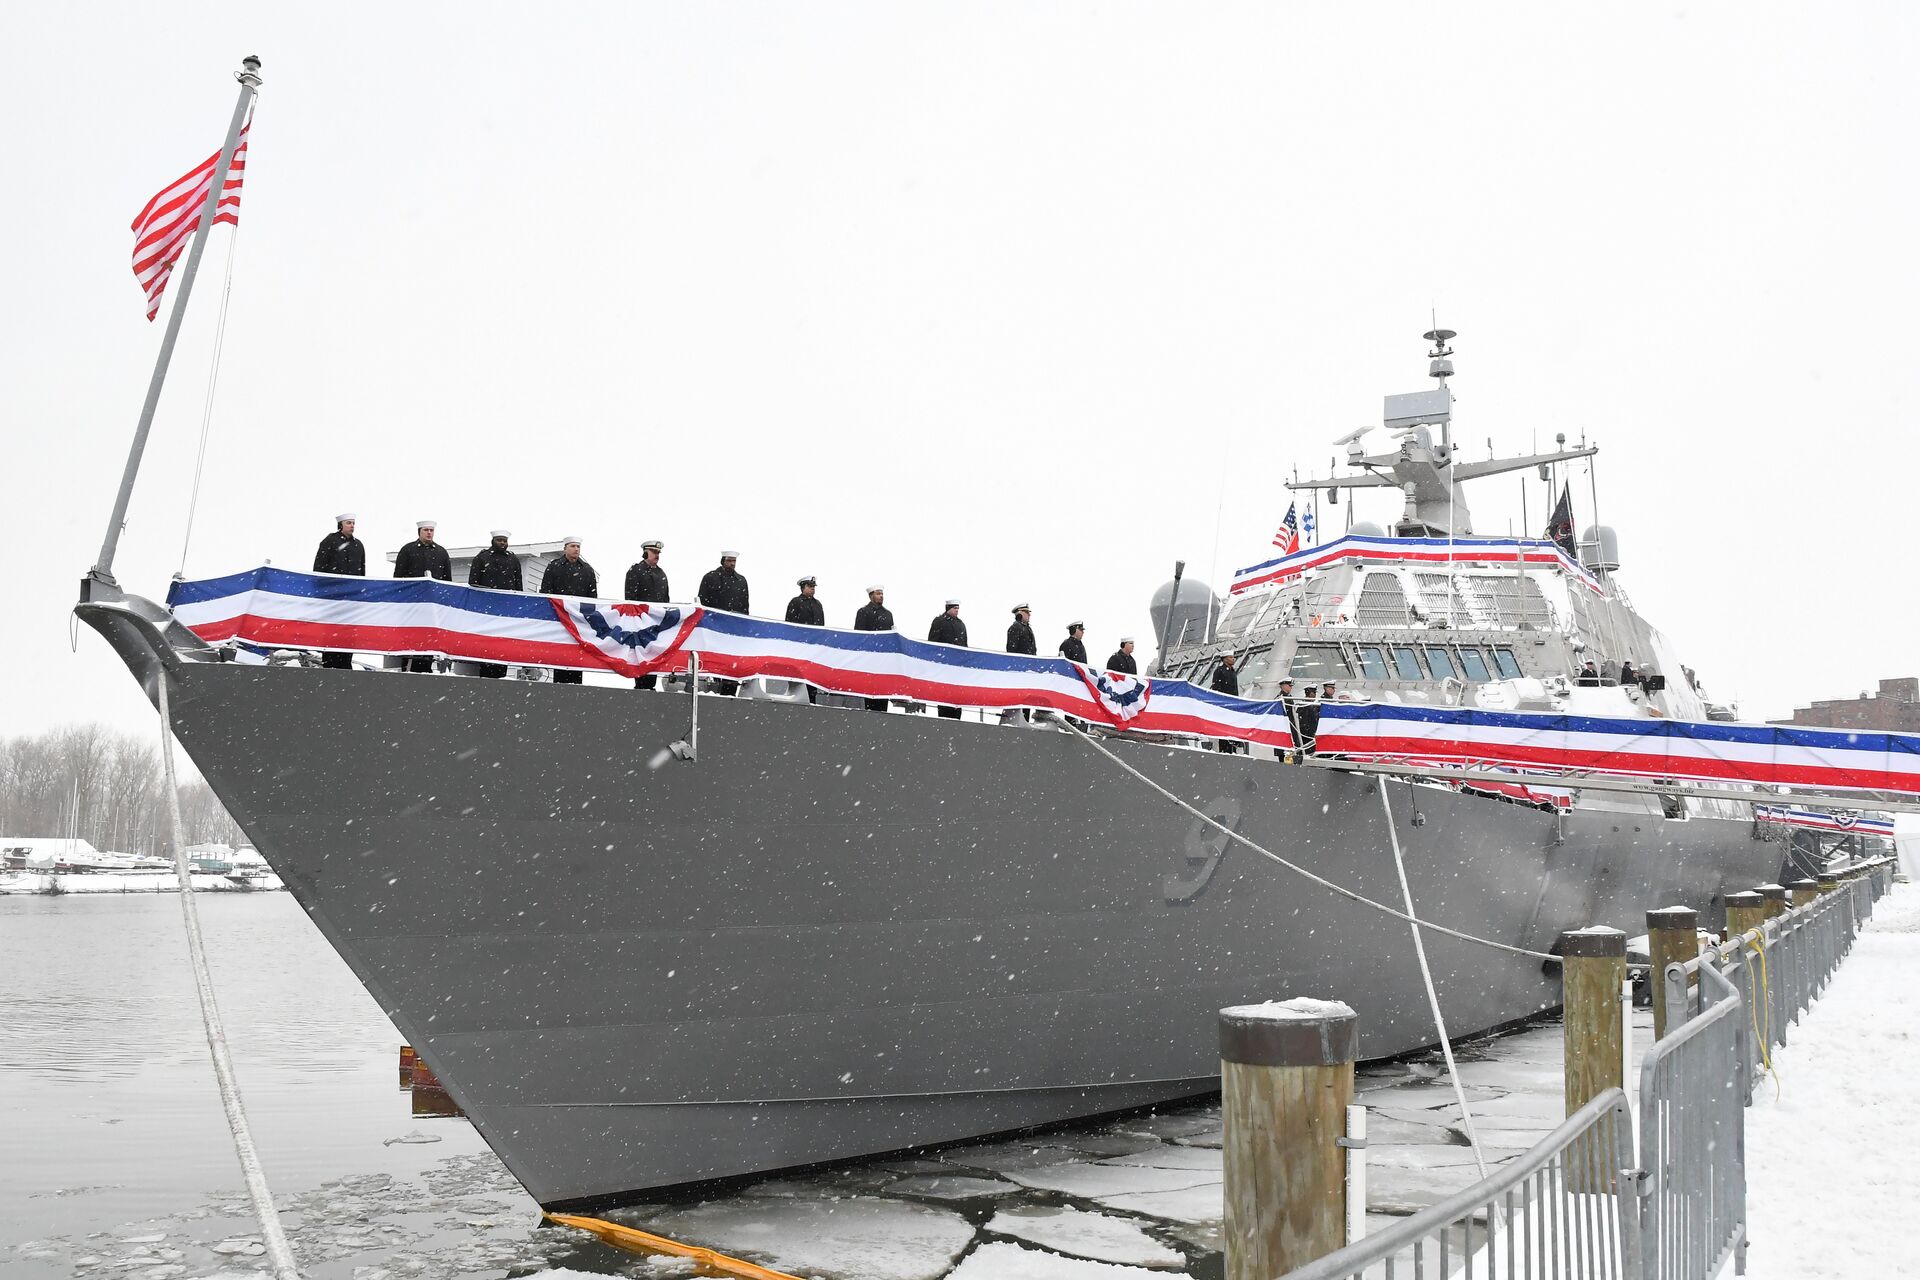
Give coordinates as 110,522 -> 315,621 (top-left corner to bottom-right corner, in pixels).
82,600 -> 1778,1207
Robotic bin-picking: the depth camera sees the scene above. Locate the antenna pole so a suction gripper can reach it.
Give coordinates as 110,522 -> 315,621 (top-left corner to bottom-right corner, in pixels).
89,56 -> 263,590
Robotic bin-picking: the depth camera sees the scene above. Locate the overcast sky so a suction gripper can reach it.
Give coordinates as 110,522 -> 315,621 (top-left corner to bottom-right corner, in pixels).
4,3 -> 1916,738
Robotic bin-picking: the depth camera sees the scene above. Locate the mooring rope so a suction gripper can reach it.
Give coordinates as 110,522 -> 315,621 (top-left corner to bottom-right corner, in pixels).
1376,777 -> 1493,1181
1066,726 -> 1560,963
157,674 -> 300,1278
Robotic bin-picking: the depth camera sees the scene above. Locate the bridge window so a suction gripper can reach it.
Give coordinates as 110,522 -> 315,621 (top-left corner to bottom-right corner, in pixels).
1390,647 -> 1424,680
1239,644 -> 1278,684
1458,648 -> 1492,682
1290,644 -> 1351,681
1355,645 -> 1389,680
1423,647 -> 1458,680
1492,647 -> 1523,679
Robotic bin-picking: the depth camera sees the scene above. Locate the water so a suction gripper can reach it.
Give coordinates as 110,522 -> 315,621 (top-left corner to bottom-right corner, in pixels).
3,892 -> 1579,1278
0,892 -> 492,1245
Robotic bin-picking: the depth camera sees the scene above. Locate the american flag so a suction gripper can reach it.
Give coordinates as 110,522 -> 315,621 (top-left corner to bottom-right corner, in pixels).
1271,502 -> 1301,554
131,126 -> 250,320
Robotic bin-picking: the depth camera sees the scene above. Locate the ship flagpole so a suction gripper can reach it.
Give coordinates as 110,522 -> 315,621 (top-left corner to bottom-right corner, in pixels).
88,55 -> 263,592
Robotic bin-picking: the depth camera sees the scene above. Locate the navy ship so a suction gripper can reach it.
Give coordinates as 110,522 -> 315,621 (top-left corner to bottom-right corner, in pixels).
75,332 -> 1791,1209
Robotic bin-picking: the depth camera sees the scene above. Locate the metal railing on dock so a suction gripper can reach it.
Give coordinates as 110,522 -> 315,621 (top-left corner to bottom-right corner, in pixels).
1270,857 -> 1898,1280
1279,1089 -> 1643,1280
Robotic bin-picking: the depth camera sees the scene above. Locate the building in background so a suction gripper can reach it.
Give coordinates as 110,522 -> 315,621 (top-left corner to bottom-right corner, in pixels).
1773,677 -> 1920,733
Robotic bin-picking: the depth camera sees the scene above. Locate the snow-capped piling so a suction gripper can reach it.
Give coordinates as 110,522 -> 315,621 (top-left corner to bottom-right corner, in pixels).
1217,997 -> 1356,1280
1646,907 -> 1700,1040
1560,926 -> 1625,1193
1725,891 -> 1768,941
1790,879 -> 1820,908
1759,883 -> 1789,920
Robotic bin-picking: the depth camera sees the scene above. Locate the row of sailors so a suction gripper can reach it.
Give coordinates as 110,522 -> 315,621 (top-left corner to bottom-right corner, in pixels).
311,516 -> 1141,680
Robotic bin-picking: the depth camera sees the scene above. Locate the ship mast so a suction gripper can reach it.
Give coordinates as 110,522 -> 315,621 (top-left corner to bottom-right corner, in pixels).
1290,330 -> 1596,539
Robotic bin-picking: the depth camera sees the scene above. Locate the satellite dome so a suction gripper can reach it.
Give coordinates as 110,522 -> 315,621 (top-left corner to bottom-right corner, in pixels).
1578,525 -> 1621,572
1149,576 -> 1220,653
1349,521 -> 1388,538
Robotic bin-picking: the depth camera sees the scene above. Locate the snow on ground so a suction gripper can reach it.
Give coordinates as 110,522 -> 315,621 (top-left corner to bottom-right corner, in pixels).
1741,884 -> 1918,1280
0,870 -> 283,894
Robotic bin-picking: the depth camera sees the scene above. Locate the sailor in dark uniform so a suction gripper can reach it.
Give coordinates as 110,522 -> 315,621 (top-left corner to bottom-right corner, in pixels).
538,536 -> 597,684
393,520 -> 452,672
1004,604 -> 1037,722
312,512 -> 364,669
1006,604 -> 1036,656
1058,622 -> 1089,665
466,530 -> 522,678
1276,678 -> 1299,758
854,586 -> 894,711
1210,652 -> 1242,753
927,599 -> 968,719
1576,660 -> 1601,687
1105,637 -> 1138,675
1294,685 -> 1321,757
624,540 -> 668,689
698,552 -> 749,694
785,576 -> 825,703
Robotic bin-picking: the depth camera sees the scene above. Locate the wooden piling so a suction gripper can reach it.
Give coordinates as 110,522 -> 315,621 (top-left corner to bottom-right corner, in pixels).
1816,875 -> 1840,896
1646,907 -> 1699,1040
1220,999 -> 1357,1280
1758,884 -> 1788,919
1724,891 -> 1767,942
1561,928 -> 1626,1193
1789,879 -> 1819,908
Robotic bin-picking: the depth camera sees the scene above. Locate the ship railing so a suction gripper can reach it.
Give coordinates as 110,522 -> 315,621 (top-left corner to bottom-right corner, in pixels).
1278,1089 -> 1644,1280
1643,866 -> 1886,1279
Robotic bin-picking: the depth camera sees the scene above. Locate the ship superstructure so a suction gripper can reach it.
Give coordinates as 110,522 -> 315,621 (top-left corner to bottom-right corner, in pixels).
1156,332 -> 1738,819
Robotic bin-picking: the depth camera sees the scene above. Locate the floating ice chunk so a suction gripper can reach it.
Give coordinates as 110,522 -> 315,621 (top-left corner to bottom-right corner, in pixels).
1094,1146 -> 1221,1172
949,1242 -> 1172,1279
1095,1183 -> 1222,1225
636,1196 -> 973,1280
1000,1163 -> 1219,1199
884,1175 -> 1020,1201
984,1206 -> 1184,1268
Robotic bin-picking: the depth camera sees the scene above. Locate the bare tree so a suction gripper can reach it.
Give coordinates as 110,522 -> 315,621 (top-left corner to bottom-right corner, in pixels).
0,724 -> 243,854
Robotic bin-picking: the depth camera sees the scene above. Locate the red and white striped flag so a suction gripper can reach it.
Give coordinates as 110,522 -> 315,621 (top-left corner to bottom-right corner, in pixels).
130,126 -> 249,320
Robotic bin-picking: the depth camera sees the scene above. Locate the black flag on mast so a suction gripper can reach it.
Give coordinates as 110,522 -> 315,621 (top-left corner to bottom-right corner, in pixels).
1544,485 -> 1577,559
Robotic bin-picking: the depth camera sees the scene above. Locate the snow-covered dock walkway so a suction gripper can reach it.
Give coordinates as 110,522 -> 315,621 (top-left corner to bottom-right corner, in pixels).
1741,882 -> 1917,1279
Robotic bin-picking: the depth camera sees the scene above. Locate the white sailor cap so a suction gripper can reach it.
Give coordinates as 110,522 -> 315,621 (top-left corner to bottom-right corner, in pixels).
416,518 -> 436,530
642,539 -> 664,552
797,575 -> 816,587
867,584 -> 885,594
562,534 -> 582,546
1066,620 -> 1085,630
721,550 -> 739,559
1120,636 -> 1135,644
945,598 -> 961,608
1011,603 -> 1030,614
335,512 -> 356,524
490,529 -> 511,539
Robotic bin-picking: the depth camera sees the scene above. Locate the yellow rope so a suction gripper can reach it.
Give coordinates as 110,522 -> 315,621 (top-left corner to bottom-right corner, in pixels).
545,1212 -> 805,1280
1737,930 -> 1782,1101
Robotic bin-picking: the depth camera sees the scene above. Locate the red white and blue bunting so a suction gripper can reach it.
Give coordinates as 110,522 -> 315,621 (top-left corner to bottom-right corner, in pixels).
1754,805 -> 1895,840
1231,533 -> 1606,597
167,567 -> 1920,800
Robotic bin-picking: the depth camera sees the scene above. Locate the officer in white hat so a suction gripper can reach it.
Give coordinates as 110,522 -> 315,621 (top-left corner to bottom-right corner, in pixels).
1105,636 -> 1138,676
538,537 -> 598,685
1005,604 -> 1036,656
312,512 -> 365,669
698,552 -> 749,694
622,540 -> 670,690
393,520 -> 452,673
